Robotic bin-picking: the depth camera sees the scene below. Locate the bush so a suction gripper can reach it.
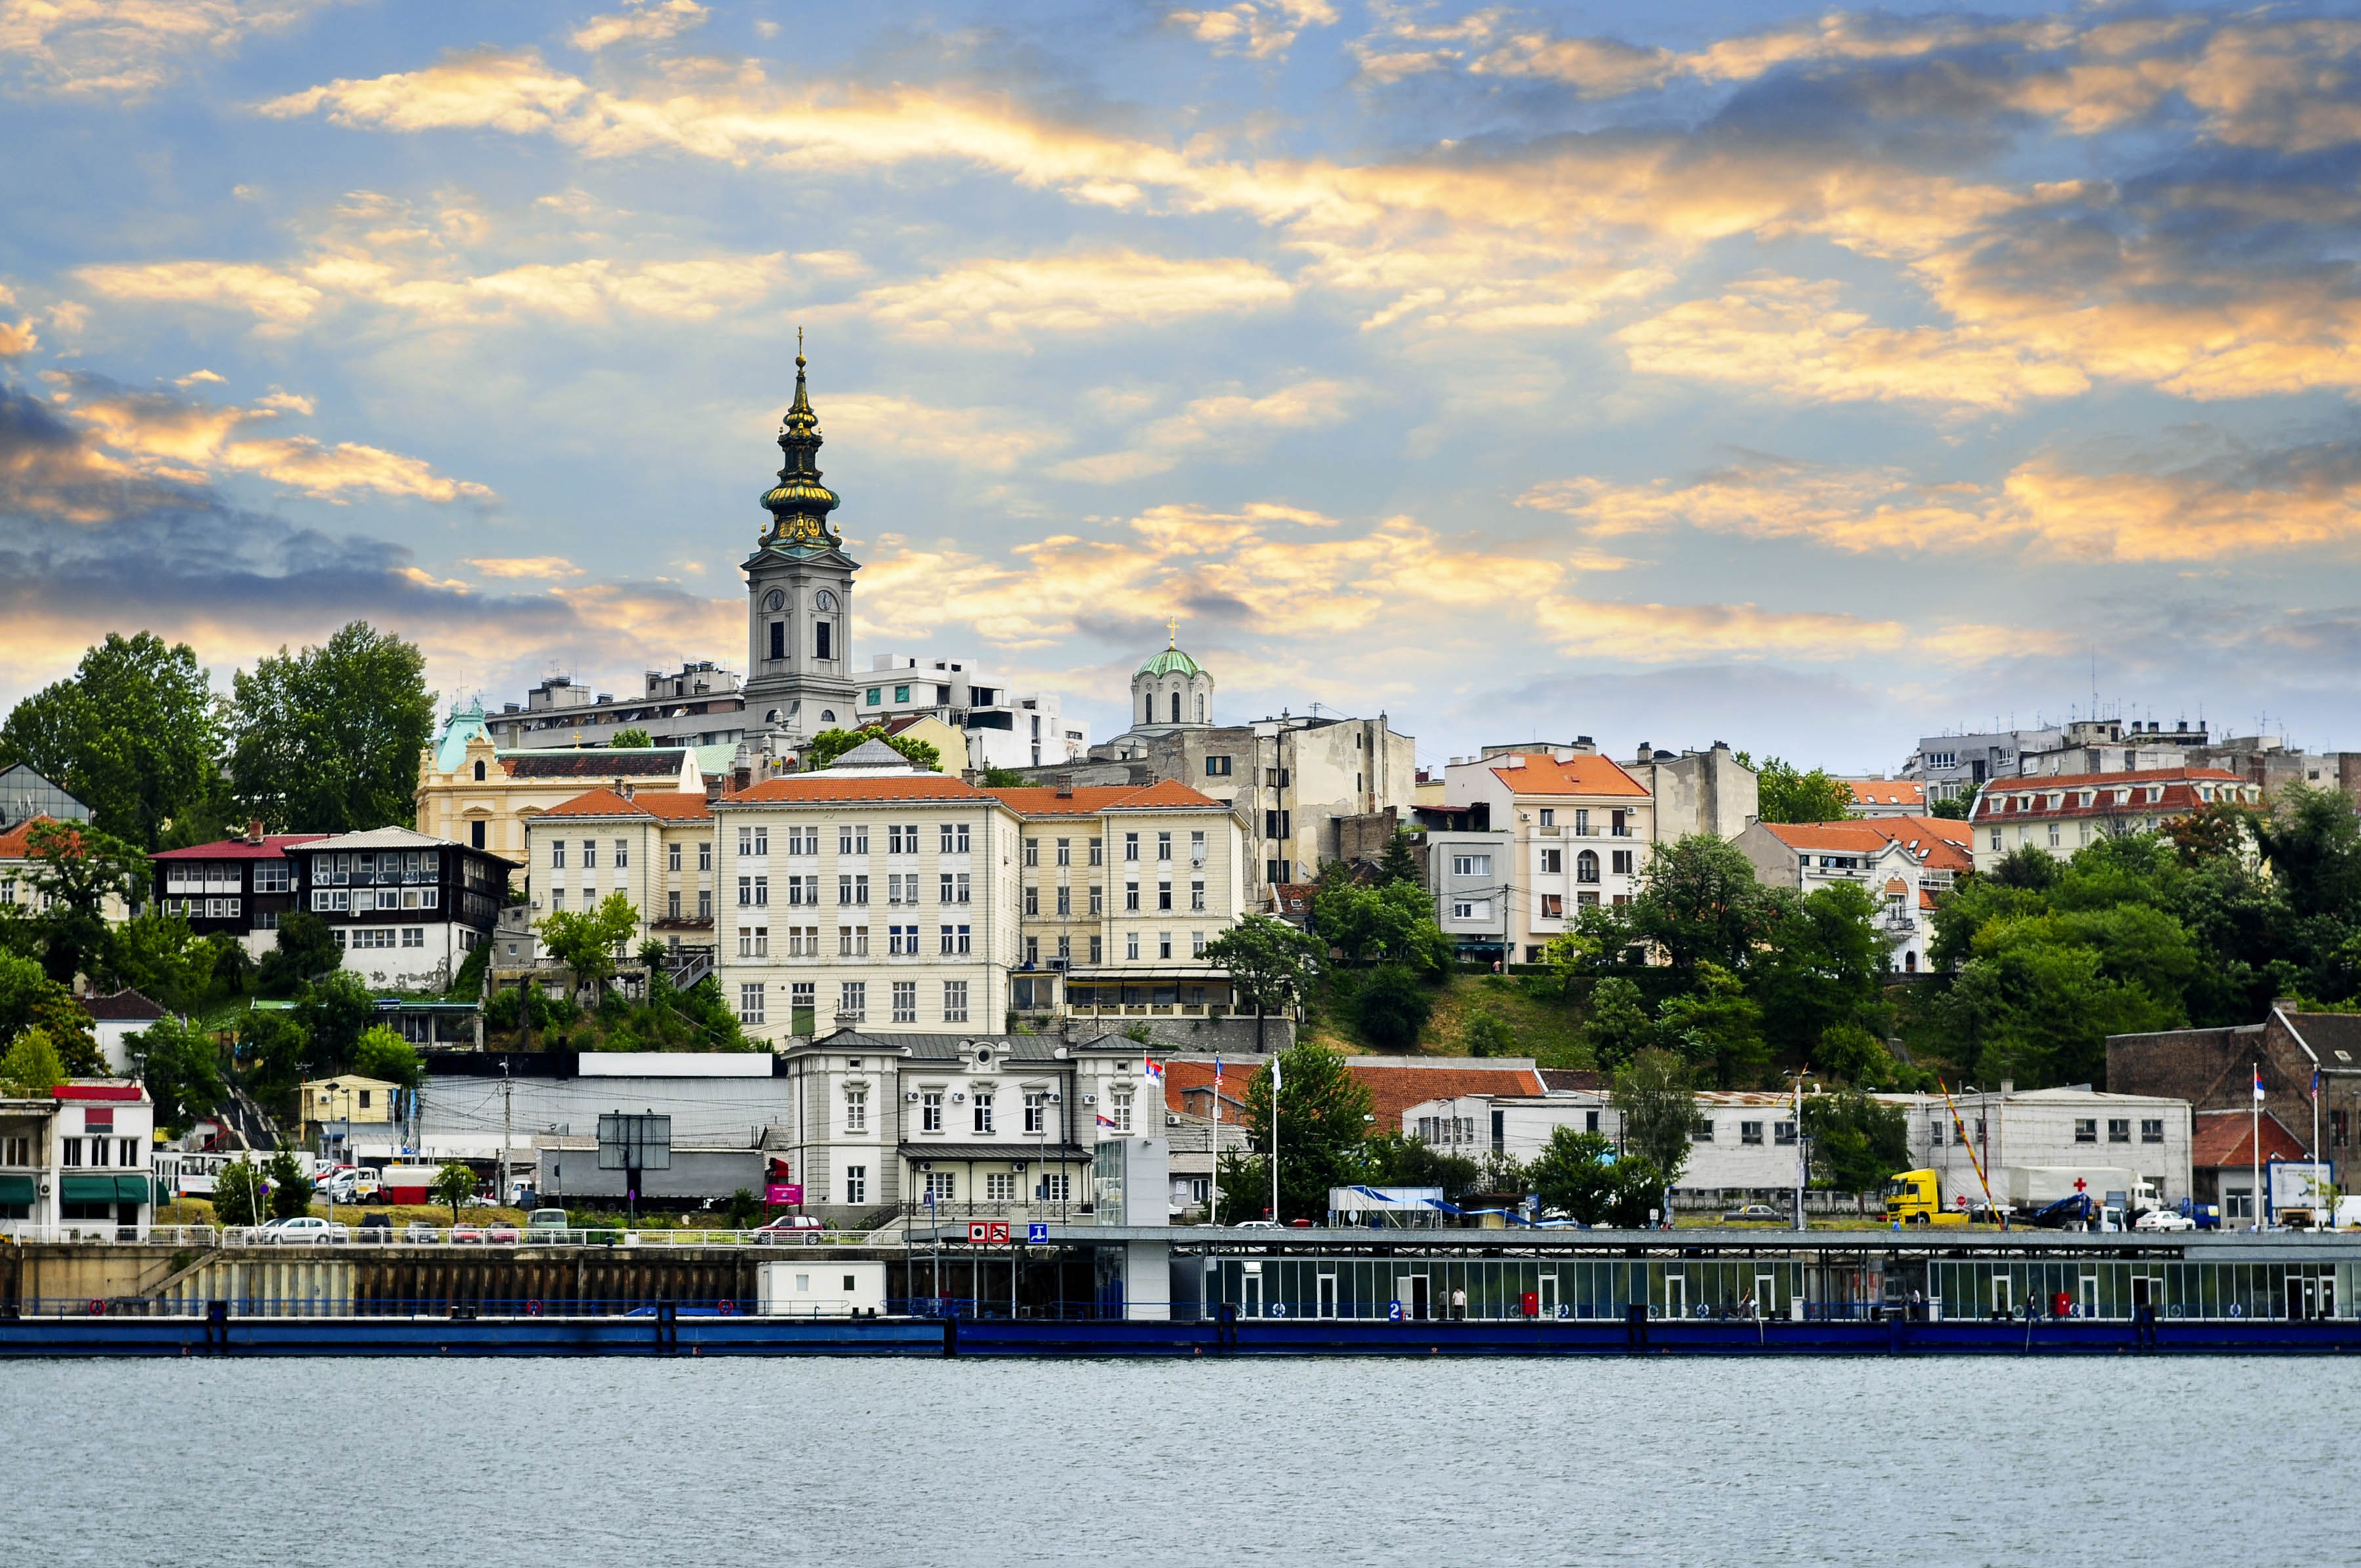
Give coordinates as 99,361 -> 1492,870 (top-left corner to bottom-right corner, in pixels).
1356,963 -> 1432,1051
724,1188 -> 763,1228
264,1148 -> 313,1219
1461,1009 -> 1515,1058
353,1024 -> 421,1089
214,1157 -> 264,1226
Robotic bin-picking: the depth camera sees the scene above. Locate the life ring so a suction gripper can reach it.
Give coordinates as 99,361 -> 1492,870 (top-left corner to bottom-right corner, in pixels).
717,1298 -> 735,1316
87,1298 -> 105,1316
524,1299 -> 543,1316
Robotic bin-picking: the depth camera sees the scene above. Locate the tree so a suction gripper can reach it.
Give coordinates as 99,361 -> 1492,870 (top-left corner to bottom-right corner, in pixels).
352,1024 -> 420,1089
22,819 -> 148,985
0,1026 -> 64,1096
430,1159 -> 477,1222
101,908 -> 220,1015
1240,1044 -> 1375,1222
1363,1131 -> 1482,1199
295,971 -> 376,1075
538,891 -> 641,1001
258,910 -> 341,995
213,1157 -> 264,1226
1752,879 -> 1888,1055
1583,976 -> 1655,1068
0,632 -> 224,849
1355,963 -> 1432,1050
1803,1087 -> 1910,1201
1929,794 -> 1971,820
1988,844 -> 2063,891
1461,1008 -> 1515,1058
1657,961 -> 1769,1087
804,724 -> 939,772
1527,1127 -> 1663,1228
1203,916 -> 1322,1054
724,1187 -> 763,1228
1626,834 -> 1783,973
2255,783 -> 2361,923
1377,829 -> 1423,887
608,728 -> 655,749
228,622 -> 436,833
980,766 -> 1028,788
0,952 -> 102,1077
1312,881 -> 1451,973
264,1148 -> 313,1219
129,1015 -> 224,1133
1739,754 -> 1856,824
237,1007 -> 310,1108
1611,1048 -> 1693,1188
1815,1022 -> 1901,1089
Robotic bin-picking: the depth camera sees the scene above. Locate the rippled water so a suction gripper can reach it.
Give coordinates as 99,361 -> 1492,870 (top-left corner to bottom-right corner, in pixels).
3,1357 -> 2345,1564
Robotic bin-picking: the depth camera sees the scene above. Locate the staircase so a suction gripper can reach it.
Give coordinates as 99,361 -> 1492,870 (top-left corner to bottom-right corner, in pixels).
666,946 -> 716,990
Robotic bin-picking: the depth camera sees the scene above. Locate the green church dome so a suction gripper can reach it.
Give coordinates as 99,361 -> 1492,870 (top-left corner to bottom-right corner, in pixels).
1137,647 -> 1202,678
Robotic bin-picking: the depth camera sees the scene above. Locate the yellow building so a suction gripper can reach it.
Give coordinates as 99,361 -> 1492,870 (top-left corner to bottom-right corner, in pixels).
519,789 -> 718,952
299,1074 -> 397,1140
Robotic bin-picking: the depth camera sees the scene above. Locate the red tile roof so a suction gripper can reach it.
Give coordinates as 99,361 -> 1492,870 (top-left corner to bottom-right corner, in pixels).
1972,767 -> 2247,822
1487,754 -> 1648,798
981,779 -> 1224,816
2192,1110 -> 2309,1169
538,788 -> 712,822
1759,821 -> 1901,854
150,834 -> 326,860
83,989 -> 167,1021
1352,1062 -> 1548,1125
1842,778 -> 1926,807
498,750 -> 695,780
0,816 -> 56,858
727,774 -> 986,805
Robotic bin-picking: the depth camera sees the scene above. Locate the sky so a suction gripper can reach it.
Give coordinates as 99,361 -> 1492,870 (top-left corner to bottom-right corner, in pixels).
6,0 -> 2361,777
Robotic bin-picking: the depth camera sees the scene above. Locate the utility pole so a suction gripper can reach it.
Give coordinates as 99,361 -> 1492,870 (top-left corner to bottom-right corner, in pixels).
1792,1068 -> 1806,1232
500,1060 -> 514,1211
1268,1055 -> 1281,1224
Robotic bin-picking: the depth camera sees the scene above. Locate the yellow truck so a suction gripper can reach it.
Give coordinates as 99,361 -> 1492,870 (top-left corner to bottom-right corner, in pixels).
1884,1169 -> 1969,1226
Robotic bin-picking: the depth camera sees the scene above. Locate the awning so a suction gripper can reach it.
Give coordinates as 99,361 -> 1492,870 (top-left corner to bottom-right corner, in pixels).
115,1176 -> 151,1204
61,1175 -> 120,1203
0,1175 -> 33,1205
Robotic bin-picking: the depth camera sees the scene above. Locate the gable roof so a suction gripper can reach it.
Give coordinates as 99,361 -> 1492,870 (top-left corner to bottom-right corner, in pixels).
150,832 -> 328,862
1758,821 -> 1903,854
1842,778 -> 1926,807
1486,754 -> 1648,798
980,779 -> 1224,816
83,988 -> 167,1022
1971,767 -> 2247,822
306,826 -> 475,853
498,749 -> 696,780
536,788 -> 712,822
0,815 -> 58,859
1352,1060 -> 1550,1125
2191,1110 -> 2309,1169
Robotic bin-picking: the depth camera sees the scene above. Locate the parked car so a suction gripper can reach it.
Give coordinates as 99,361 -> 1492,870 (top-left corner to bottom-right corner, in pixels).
355,1212 -> 393,1241
402,1221 -> 442,1243
751,1215 -> 824,1242
451,1222 -> 486,1243
2135,1208 -> 2196,1233
1721,1204 -> 1785,1224
483,1222 -> 521,1244
261,1216 -> 350,1245
1235,1220 -> 1278,1230
525,1209 -> 572,1241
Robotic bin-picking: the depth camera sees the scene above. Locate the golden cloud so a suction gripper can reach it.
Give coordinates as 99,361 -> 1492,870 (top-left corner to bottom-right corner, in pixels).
856,251 -> 1293,337
1169,0 -> 1337,60
570,0 -> 706,53
0,0 -> 334,96
1050,377 -> 1353,483
822,392 -> 1069,473
466,556 -> 582,578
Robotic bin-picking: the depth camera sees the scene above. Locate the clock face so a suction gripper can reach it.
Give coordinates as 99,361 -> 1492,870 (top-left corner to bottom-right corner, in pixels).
815,590 -> 838,611
762,589 -> 786,612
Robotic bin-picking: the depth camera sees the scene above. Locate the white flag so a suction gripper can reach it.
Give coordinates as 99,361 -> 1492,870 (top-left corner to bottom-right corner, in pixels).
1271,1058 -> 1281,1094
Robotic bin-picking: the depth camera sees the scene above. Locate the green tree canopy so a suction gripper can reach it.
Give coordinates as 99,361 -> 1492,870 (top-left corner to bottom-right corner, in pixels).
0,632 -> 224,849
1364,1131 -> 1482,1199
353,1024 -> 422,1088
1611,1047 -> 1693,1187
804,724 -> 940,772
1626,834 -> 1784,973
1929,794 -> 1971,820
1803,1087 -> 1910,1195
430,1159 -> 477,1222
213,1157 -> 263,1226
1583,975 -> 1655,1069
129,1015 -> 224,1134
1376,830 -> 1423,887
1240,1043 -> 1375,1222
264,1148 -> 314,1219
1750,879 -> 1889,1056
1461,1008 -> 1515,1058
1203,916 -> 1322,1053
1312,879 -> 1451,973
237,1007 -> 310,1108
101,908 -> 221,1014
1527,1127 -> 1663,1228
0,1026 -> 65,1096
258,910 -> 342,996
1355,962 -> 1432,1051
607,728 -> 655,749
23,818 -> 148,986
1739,753 -> 1857,824
1657,960 -> 1770,1087
294,971 -> 376,1075
229,622 -> 435,834
538,891 -> 641,1000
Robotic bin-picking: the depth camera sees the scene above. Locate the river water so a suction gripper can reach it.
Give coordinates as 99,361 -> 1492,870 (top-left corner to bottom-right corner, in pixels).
3,1357 -> 2343,1564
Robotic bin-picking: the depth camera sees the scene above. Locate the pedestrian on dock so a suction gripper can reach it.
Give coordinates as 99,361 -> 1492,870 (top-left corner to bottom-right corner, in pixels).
1451,1287 -> 1466,1321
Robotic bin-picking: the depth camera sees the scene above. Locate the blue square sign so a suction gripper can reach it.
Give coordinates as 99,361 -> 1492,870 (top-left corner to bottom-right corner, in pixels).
1028,1222 -> 1050,1243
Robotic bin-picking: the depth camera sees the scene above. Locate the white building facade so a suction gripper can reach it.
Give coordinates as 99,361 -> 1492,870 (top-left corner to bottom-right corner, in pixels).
0,1083 -> 155,1239
1443,751 -> 1654,963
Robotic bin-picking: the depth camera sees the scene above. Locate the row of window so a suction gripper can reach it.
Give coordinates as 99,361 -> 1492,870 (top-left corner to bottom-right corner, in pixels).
164,861 -> 292,893
919,1171 -> 1073,1203
338,927 -> 428,950
311,851 -> 439,885
738,873 -> 977,907
1025,832 -> 1204,867
735,825 -> 977,858
1535,849 -> 1635,881
1024,881 -> 1206,915
738,979 -> 970,1026
312,888 -> 438,913
57,1138 -> 144,1168
1537,893 -> 1629,919
1691,1119 -> 1798,1145
1533,808 -> 1632,835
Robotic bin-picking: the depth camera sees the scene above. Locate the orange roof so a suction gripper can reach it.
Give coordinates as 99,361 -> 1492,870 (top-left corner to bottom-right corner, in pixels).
726,774 -> 987,805
1487,753 -> 1647,798
1842,778 -> 1926,807
0,815 -> 59,858
536,788 -> 712,821
980,779 -> 1224,816
2192,1110 -> 2308,1169
1973,768 -> 2245,823
1759,821 -> 1899,854
636,792 -> 714,821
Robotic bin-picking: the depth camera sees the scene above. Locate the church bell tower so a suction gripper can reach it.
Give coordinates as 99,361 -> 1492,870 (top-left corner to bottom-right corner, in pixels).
741,336 -> 859,758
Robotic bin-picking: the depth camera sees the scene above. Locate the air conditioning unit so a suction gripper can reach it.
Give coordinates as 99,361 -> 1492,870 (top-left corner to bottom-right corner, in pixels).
1049,1093 -> 1063,1104
1166,1114 -> 1180,1126
918,1161 -> 933,1173
906,1091 -> 921,1103
951,1091 -> 967,1103
1081,1094 -> 1097,1106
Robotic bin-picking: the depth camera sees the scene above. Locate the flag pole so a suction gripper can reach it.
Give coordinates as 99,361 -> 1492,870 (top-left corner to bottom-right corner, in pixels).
1209,1056 -> 1222,1226
1269,1055 -> 1281,1224
2253,1064 -> 2263,1232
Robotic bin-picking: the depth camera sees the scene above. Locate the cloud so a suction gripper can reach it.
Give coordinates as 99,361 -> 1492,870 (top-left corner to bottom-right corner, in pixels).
1523,435 -> 2361,564
1050,377 -> 1354,483
0,317 -> 34,358
856,251 -> 1293,337
464,556 -> 581,578
822,392 -> 1068,473
570,0 -> 706,53
0,0 -> 334,97
45,372 -> 494,503
1169,0 -> 1337,61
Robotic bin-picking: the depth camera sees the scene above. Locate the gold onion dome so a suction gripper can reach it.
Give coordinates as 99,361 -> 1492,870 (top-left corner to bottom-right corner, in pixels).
759,340 -> 841,543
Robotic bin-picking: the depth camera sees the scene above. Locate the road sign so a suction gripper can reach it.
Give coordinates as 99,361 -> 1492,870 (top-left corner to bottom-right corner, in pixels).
1028,1222 -> 1049,1243
988,1221 -> 1010,1244
969,1221 -> 990,1243
597,1113 -> 671,1171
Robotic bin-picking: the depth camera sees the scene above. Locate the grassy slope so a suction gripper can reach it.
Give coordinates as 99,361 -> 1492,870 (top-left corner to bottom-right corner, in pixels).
1304,972 -> 1594,1068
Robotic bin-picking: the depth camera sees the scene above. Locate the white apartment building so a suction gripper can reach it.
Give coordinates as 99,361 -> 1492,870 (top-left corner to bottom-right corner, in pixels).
1425,827 -> 1515,963
1896,1085 -> 2194,1205
994,780 -> 1249,1019
1733,816 -> 1973,975
521,789 -> 718,955
853,654 -> 1090,771
0,1083 -> 155,1239
1968,767 -> 2257,873
712,740 -> 1024,1042
1443,752 -> 1653,962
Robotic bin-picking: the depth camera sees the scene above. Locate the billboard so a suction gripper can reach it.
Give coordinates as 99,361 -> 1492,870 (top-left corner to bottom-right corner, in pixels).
2268,1159 -> 2333,1215
765,1184 -> 803,1205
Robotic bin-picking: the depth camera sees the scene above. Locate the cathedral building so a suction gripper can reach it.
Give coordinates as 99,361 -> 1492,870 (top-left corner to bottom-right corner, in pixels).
740,344 -> 860,759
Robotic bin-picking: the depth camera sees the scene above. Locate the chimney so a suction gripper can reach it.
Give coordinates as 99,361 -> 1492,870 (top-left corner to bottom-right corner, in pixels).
620,782 -> 635,801
1055,774 -> 1074,799
2000,1078 -> 2013,1096
245,819 -> 264,844
734,765 -> 752,794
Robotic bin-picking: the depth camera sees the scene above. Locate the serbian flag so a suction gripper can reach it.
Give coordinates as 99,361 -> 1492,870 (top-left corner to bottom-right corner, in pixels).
2255,1064 -> 2267,1103
1142,1058 -> 1165,1087
1096,1110 -> 1118,1129
2312,1068 -> 2322,1100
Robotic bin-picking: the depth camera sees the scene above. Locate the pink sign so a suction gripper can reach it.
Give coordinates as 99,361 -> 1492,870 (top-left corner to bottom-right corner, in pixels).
765,1184 -> 803,1205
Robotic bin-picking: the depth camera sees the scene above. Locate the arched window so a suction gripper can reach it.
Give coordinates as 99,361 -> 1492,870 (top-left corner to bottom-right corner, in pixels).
1196,693 -> 1205,722
1576,850 -> 1600,883
1905,951 -> 1918,973
1143,693 -> 1154,723
1170,691 -> 1180,723
472,760 -> 485,782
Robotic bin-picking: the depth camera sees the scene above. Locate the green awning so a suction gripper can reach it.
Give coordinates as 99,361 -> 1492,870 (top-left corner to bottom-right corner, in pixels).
115,1176 -> 151,1205
60,1175 -> 119,1203
0,1175 -> 33,1205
